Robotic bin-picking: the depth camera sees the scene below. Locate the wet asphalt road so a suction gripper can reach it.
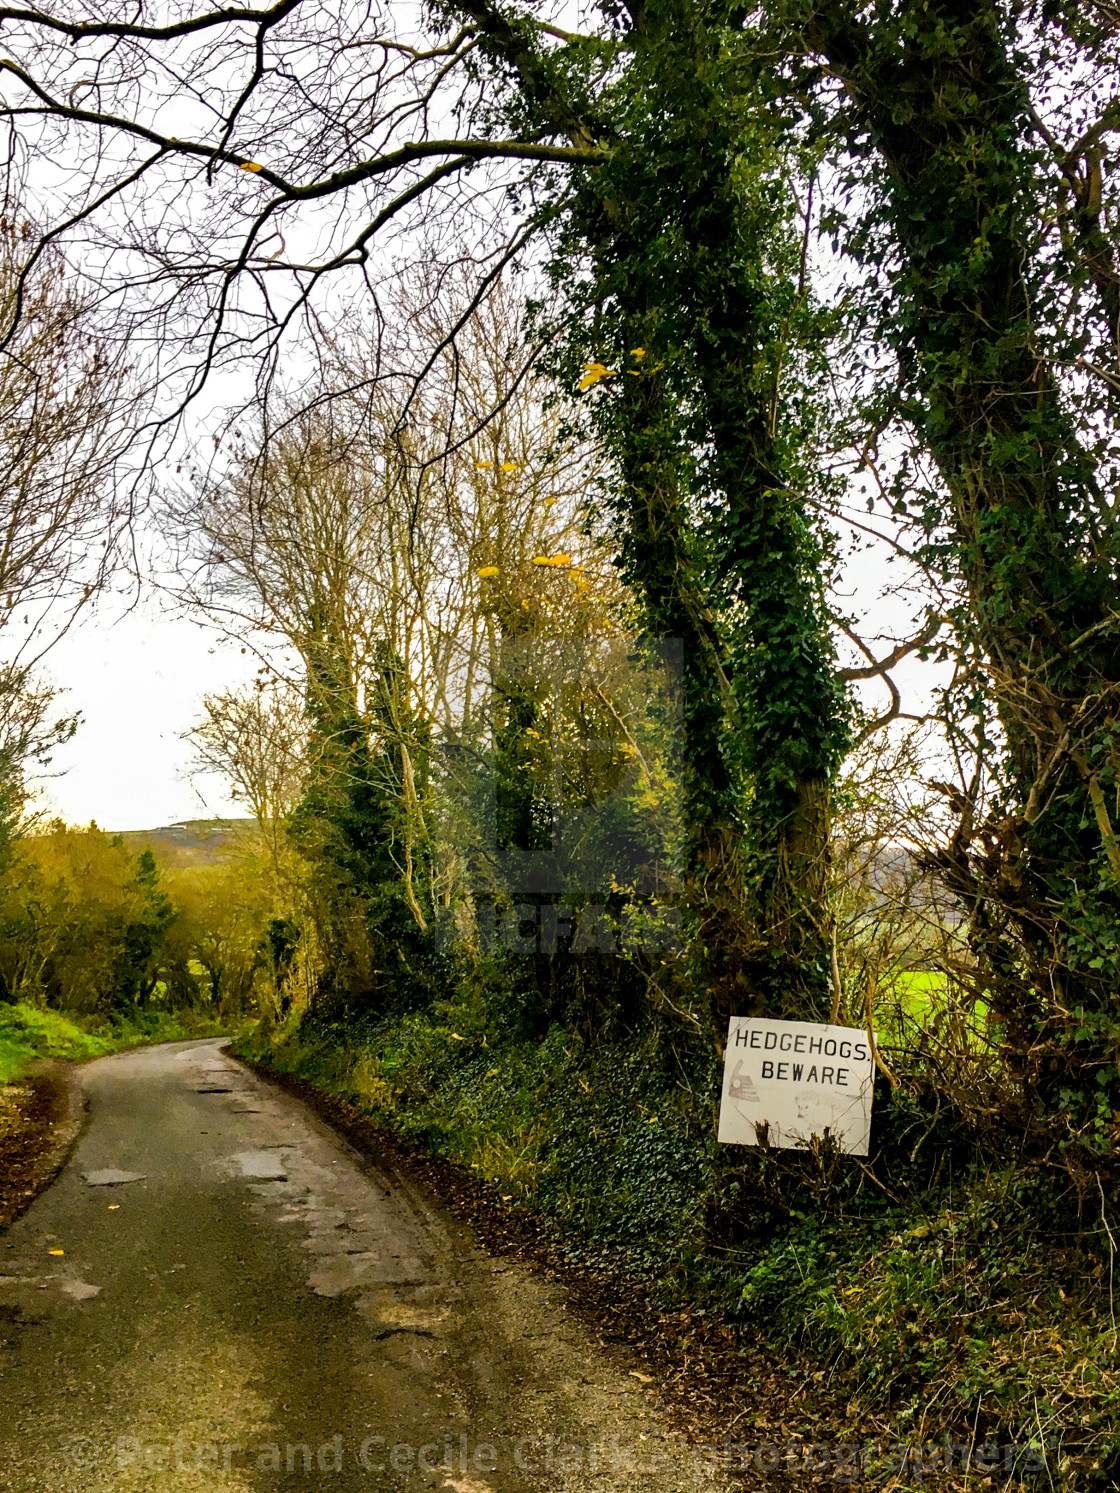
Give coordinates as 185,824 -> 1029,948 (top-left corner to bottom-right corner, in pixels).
0,1041 -> 718,1493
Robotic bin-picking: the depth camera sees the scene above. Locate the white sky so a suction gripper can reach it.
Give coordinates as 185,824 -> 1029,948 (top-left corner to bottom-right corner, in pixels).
29,589 -> 257,831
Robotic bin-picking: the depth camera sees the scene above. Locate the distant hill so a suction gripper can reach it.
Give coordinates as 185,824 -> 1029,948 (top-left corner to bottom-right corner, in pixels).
116,818 -> 256,868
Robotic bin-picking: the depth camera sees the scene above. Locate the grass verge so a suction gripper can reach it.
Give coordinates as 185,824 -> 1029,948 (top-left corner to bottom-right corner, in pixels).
0,1001 -> 226,1084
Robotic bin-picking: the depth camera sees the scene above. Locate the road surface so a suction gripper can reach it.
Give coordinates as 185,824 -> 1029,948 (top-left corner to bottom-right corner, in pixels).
0,1040 -> 719,1492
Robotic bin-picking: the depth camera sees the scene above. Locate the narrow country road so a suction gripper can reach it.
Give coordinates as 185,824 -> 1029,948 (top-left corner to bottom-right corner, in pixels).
0,1041 -> 719,1492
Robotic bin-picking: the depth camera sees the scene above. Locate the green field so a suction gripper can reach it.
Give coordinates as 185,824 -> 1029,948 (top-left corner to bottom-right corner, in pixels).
891,969 -> 946,1003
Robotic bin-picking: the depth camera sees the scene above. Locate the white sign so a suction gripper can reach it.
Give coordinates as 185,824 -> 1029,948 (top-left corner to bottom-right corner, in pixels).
717,1018 -> 875,1156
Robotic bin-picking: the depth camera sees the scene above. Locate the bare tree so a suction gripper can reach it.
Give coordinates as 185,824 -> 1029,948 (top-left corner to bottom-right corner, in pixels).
174,276 -> 612,720
173,282 -> 629,959
185,680 -> 305,874
0,216 -> 136,658
0,2 -> 605,435
0,203 -> 139,829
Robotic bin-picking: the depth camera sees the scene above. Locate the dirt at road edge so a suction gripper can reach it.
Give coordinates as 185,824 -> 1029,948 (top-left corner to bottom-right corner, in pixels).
0,1063 -> 84,1232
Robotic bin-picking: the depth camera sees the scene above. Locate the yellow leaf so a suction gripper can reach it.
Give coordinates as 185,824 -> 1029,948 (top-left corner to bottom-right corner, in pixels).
477,565 -> 500,578
544,497 -> 559,505
630,347 -> 646,358
48,1248 -> 64,1256
239,162 -> 263,172
475,460 -> 493,469
501,461 -> 520,472
532,556 -> 550,565
521,599 -> 530,608
549,554 -> 572,566
579,361 -> 617,391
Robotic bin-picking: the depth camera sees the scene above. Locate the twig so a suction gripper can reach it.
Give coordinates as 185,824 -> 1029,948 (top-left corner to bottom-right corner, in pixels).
864,967 -> 898,1090
1097,1173 -> 1117,1344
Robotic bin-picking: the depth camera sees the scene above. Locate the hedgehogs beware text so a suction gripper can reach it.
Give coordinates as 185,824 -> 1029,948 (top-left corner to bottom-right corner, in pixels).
717,1018 -> 876,1156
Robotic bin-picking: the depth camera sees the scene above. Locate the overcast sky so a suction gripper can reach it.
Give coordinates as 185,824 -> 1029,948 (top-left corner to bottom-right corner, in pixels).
29,590 -> 257,832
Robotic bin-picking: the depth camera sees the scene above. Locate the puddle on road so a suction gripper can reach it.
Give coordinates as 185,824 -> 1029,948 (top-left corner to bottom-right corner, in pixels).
232,1151 -> 289,1181
60,1279 -> 100,1301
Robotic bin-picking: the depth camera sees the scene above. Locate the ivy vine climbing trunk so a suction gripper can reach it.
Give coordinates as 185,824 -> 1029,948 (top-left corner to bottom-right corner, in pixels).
294,620 -> 434,1014
797,0 -> 1120,1147
461,0 -> 849,1029
567,2 -> 848,1029
607,368 -> 757,1031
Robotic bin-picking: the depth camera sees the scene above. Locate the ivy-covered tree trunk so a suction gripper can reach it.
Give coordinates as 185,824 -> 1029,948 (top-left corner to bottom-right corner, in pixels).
294,621 -> 433,1012
800,0 -> 1120,1143
608,371 -> 757,1030
455,0 -> 848,1029
559,1 -> 848,1026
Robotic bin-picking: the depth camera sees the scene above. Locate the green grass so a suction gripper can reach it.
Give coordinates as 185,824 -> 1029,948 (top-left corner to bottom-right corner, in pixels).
892,969 -> 946,1002
0,1001 -> 226,1084
879,970 -> 993,1052
0,1003 -> 114,1082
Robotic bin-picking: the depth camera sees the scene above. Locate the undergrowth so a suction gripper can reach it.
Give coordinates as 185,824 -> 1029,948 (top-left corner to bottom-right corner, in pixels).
237,971 -> 1119,1489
